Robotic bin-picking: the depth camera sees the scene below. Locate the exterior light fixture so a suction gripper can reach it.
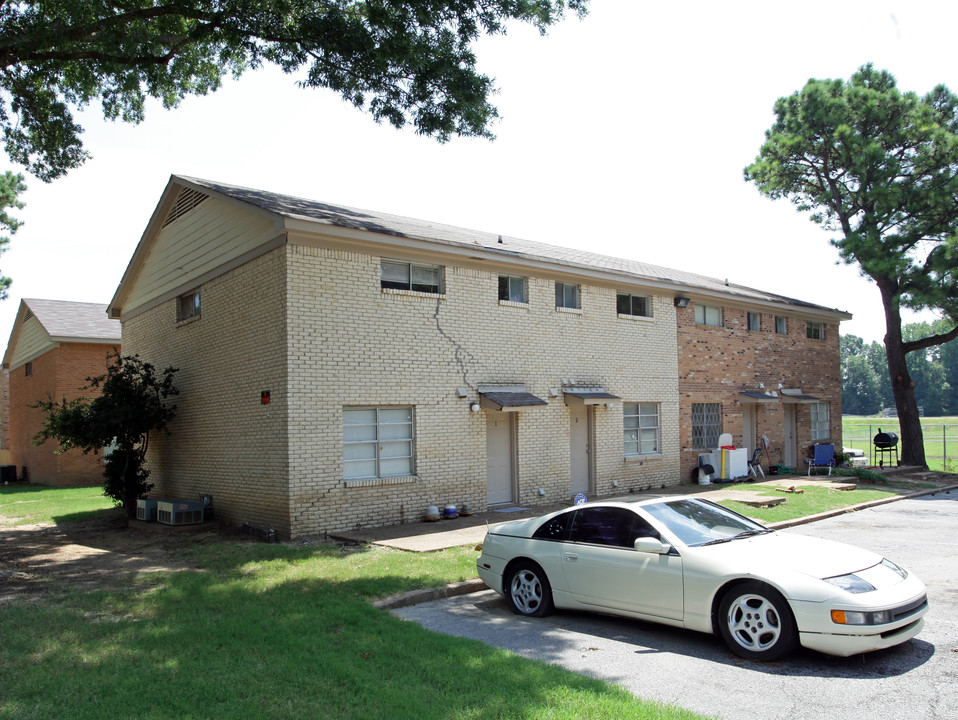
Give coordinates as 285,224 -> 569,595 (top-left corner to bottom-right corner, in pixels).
674,297 -> 691,308
470,403 -> 481,412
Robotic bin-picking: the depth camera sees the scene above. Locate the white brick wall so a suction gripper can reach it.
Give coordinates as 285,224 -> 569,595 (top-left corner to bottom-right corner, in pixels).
124,242 -> 681,538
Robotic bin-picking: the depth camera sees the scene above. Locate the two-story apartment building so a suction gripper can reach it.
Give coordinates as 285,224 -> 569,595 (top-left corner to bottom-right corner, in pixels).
2,299 -> 121,486
108,176 -> 849,538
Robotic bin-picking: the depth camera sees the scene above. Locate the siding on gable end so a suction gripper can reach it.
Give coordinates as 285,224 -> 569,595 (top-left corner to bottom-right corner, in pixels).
9,316 -> 54,369
124,197 -> 280,314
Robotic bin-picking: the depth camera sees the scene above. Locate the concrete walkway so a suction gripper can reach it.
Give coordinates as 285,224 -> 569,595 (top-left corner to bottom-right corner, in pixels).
331,468 -> 958,553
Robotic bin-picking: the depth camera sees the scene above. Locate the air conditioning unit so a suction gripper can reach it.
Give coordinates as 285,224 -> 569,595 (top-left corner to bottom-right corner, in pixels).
156,499 -> 205,526
136,498 -> 158,522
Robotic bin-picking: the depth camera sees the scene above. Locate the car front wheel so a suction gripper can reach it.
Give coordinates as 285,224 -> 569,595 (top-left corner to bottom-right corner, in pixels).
505,560 -> 554,617
718,581 -> 798,660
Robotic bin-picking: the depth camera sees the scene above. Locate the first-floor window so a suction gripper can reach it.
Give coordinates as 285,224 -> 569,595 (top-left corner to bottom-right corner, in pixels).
692,402 -> 722,449
624,402 -> 660,455
811,402 -> 830,441
343,407 -> 414,479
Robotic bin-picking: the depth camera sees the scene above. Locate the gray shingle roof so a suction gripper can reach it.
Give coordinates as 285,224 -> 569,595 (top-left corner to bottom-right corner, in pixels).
179,176 -> 849,316
23,299 -> 120,341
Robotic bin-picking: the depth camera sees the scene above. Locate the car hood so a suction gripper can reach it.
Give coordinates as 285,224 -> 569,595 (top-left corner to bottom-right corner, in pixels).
700,531 -> 882,580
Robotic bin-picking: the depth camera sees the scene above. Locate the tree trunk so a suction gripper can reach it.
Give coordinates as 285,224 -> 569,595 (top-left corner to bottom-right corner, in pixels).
880,283 -> 927,468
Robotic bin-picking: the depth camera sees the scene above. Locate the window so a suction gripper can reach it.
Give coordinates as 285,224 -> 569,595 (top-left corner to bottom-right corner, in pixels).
177,291 -> 201,321
747,312 -> 761,331
498,275 -> 527,303
775,316 -> 787,334
24,361 -> 32,377
617,293 -> 651,318
692,402 -> 722,449
694,304 -> 722,327
343,407 -> 414,479
568,507 -> 659,548
381,260 -> 442,294
811,402 -> 830,441
807,321 -> 824,340
624,403 -> 660,455
555,282 -> 580,309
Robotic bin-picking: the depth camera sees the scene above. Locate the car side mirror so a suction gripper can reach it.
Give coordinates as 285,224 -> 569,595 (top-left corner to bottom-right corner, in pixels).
634,537 -> 671,554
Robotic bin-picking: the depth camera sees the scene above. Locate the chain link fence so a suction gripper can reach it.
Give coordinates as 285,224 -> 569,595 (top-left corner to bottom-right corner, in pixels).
842,422 -> 958,473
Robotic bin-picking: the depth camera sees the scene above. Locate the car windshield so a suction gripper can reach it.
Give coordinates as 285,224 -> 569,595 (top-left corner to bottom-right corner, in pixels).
641,498 -> 770,547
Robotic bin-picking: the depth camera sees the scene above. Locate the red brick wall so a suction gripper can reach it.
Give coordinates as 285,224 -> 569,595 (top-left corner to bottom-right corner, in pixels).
676,304 -> 843,474
8,343 -> 117,487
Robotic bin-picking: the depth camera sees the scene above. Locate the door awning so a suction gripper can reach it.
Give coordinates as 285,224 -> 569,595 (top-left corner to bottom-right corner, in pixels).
563,389 -> 621,405
479,391 -> 549,412
738,391 -> 779,404
778,392 -> 820,404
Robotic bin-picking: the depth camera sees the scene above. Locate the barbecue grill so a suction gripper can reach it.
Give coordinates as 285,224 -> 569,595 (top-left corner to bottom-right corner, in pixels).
873,428 -> 899,467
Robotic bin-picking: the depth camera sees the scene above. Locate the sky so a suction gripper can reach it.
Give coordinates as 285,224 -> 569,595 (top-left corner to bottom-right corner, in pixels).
3,0 -> 957,347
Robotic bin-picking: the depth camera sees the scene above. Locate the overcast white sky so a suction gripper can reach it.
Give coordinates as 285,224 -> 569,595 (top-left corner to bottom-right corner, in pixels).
3,0 -> 957,346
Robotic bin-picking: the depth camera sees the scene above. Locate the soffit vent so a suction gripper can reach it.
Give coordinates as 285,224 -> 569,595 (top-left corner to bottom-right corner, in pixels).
163,187 -> 209,227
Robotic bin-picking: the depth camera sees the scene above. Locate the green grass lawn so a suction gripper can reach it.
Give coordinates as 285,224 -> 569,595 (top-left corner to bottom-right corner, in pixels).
717,483 -> 901,524
0,485 -> 709,720
0,484 -> 115,526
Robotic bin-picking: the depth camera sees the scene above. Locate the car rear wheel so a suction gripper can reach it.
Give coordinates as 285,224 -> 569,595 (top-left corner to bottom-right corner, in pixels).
505,560 -> 554,617
718,581 -> 798,660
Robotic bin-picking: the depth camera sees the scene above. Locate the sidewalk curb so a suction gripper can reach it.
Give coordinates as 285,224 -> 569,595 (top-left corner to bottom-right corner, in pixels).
378,482 -> 958,611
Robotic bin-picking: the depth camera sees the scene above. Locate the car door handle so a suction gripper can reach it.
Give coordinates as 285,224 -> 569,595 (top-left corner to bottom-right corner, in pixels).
564,553 -> 578,562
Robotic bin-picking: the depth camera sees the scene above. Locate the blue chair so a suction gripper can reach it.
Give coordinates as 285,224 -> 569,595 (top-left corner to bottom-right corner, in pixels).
806,443 -> 835,476
748,447 -> 765,479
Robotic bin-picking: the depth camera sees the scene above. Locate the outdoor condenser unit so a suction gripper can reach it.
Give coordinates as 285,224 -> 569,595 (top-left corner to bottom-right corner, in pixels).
136,498 -> 158,522
156,499 -> 205,526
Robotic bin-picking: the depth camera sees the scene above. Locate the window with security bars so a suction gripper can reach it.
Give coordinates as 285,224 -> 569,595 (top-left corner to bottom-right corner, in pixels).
381,260 -> 442,294
343,407 -> 414,479
624,403 -> 660,455
810,402 -> 830,440
692,403 -> 722,449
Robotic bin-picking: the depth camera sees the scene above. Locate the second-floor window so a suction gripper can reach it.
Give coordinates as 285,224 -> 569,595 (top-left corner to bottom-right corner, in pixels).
381,260 -> 442,294
775,316 -> 787,334
177,291 -> 201,321
555,282 -> 580,309
748,312 -> 761,331
694,304 -> 722,327
807,321 -> 824,340
617,293 -> 651,318
498,275 -> 527,303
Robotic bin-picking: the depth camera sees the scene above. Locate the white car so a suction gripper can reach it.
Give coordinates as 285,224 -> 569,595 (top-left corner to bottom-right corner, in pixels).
477,497 -> 927,660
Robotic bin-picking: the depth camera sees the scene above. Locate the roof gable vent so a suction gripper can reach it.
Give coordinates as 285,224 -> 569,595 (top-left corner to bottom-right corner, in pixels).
163,187 -> 209,227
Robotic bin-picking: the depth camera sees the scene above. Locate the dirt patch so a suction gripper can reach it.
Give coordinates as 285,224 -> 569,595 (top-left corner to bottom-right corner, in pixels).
0,512 -> 223,604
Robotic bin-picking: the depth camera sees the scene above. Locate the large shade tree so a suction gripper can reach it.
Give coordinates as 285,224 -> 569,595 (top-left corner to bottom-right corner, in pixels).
0,1 -> 587,291
746,65 -> 958,467
1,1 -> 588,181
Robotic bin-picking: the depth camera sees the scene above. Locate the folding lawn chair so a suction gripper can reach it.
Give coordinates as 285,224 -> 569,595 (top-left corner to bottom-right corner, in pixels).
806,443 -> 836,476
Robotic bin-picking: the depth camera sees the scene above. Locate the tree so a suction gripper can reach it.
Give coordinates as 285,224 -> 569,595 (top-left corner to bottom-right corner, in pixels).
33,353 -> 179,518
1,0 -> 589,182
0,170 -> 25,299
745,65 -> 958,467
840,335 -> 882,415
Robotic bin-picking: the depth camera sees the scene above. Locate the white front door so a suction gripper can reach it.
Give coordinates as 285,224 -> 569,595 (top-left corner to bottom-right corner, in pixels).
784,405 -> 797,468
742,404 -> 756,460
569,405 -> 593,495
486,414 -> 516,505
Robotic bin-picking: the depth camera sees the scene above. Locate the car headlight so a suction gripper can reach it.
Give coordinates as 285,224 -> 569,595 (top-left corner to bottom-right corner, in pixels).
831,609 -> 891,625
822,573 -> 876,594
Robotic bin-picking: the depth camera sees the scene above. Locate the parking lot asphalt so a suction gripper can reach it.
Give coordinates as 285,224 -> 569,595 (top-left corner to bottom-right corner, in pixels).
391,492 -> 958,720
